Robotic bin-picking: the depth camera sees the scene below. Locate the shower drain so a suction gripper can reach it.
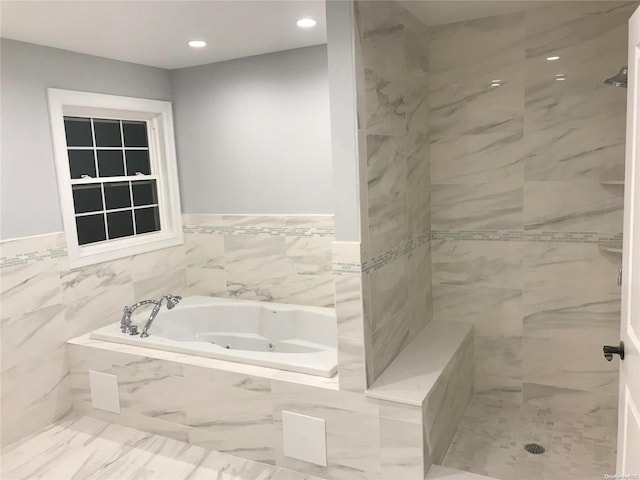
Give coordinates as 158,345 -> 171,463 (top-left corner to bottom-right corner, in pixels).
524,443 -> 545,455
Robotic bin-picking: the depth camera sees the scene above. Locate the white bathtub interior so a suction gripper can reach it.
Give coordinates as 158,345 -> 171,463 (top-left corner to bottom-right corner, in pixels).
90,296 -> 338,377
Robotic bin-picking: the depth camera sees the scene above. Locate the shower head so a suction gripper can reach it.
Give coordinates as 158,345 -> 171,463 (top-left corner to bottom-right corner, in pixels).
163,294 -> 182,310
604,66 -> 628,88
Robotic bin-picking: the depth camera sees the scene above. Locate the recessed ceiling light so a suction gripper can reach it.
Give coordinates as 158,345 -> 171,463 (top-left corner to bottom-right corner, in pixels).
556,77 -> 566,81
188,40 -> 207,48
546,55 -> 560,61
296,18 -> 317,28
491,83 -> 501,87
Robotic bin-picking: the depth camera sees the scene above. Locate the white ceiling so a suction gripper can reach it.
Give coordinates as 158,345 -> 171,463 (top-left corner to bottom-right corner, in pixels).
0,1 -> 327,70
1,0 -> 554,70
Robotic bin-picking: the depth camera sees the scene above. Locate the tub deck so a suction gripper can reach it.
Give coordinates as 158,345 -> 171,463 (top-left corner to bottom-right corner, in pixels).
70,333 -> 339,391
89,295 -> 338,378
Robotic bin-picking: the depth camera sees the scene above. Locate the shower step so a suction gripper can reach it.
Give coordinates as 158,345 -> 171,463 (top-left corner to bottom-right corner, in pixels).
427,465 -> 500,480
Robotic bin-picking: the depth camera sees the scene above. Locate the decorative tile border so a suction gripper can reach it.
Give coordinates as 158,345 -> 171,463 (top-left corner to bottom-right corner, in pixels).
182,215 -> 335,238
363,234 -> 431,274
598,232 -> 623,249
0,246 -> 67,269
2,229 -> 336,268
333,262 -> 363,275
432,230 -> 527,242
432,229 -> 624,248
333,231 -> 432,275
333,229 -> 624,276
2,228 -> 623,271
183,225 -> 335,238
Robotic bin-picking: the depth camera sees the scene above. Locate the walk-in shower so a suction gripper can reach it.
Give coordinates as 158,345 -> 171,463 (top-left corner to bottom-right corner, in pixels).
423,1 -> 631,478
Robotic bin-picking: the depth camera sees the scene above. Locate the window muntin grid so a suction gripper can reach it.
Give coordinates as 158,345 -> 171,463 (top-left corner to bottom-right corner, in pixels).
64,116 -> 161,245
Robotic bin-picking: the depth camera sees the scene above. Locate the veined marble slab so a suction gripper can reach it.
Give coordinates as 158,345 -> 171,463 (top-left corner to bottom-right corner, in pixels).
427,464 -> 500,480
365,321 -> 473,406
1,414 -> 327,480
69,335 -> 339,391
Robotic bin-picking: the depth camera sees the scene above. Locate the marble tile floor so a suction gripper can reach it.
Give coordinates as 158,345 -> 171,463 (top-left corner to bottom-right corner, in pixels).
1,415 -> 325,480
442,396 -> 618,480
427,465 -> 498,480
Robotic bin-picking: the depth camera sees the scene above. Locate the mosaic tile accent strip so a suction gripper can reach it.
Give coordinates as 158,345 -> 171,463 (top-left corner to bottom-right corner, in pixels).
336,228 -> 625,276
0,218 -> 336,271
332,262 -> 363,275
432,229 -> 624,249
598,232 -> 624,250
333,231 -> 432,275
0,246 -> 66,269
182,225 -> 335,238
432,230 -> 527,242
3,228 -> 623,271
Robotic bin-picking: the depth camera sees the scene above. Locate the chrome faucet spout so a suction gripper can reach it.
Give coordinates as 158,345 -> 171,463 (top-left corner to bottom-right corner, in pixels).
120,299 -> 160,335
121,294 -> 182,338
139,294 -> 182,338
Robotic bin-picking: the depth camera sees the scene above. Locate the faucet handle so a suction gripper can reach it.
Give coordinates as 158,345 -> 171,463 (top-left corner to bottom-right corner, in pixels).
121,305 -> 136,334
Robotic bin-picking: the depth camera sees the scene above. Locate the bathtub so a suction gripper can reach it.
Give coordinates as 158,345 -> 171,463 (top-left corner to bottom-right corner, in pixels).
90,296 -> 338,377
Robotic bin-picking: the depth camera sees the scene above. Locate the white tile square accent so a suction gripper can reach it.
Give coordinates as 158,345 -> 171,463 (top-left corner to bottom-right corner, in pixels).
282,410 -> 327,466
89,371 -> 120,413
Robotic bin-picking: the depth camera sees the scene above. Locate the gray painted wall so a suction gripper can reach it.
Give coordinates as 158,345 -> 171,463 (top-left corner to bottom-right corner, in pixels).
0,39 -> 172,240
169,45 -> 333,215
0,40 -> 333,240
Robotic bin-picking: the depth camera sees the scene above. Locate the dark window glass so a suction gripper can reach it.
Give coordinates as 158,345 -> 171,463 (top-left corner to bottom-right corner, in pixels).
72,184 -> 103,214
97,150 -> 125,177
68,150 -> 96,179
107,210 -> 134,239
64,117 -> 93,147
132,180 -> 158,206
76,214 -> 106,245
125,150 -> 151,175
135,207 -> 161,234
122,121 -> 148,147
93,119 -> 122,147
104,182 -> 131,210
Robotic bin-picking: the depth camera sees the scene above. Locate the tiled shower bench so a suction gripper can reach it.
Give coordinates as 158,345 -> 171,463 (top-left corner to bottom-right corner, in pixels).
366,320 -> 475,474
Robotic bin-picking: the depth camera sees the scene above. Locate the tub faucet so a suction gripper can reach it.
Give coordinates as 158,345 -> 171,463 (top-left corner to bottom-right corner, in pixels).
120,294 -> 182,337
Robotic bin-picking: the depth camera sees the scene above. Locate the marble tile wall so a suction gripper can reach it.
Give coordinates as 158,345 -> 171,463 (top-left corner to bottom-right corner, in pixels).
66,318 -> 477,479
332,242 -> 368,393
182,214 -> 334,308
67,338 -> 431,480
422,332 -> 475,464
0,214 -> 334,446
353,0 -> 433,385
429,1 -> 632,416
0,232 -> 187,446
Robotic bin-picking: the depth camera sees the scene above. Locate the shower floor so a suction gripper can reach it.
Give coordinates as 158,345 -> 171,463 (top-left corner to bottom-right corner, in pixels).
442,396 -> 617,480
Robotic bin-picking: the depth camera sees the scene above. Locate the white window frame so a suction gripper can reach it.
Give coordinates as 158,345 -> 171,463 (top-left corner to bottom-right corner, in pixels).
47,88 -> 183,268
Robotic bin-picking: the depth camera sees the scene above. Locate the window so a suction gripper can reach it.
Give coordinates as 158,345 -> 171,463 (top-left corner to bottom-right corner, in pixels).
65,117 -> 160,244
48,89 -> 182,267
